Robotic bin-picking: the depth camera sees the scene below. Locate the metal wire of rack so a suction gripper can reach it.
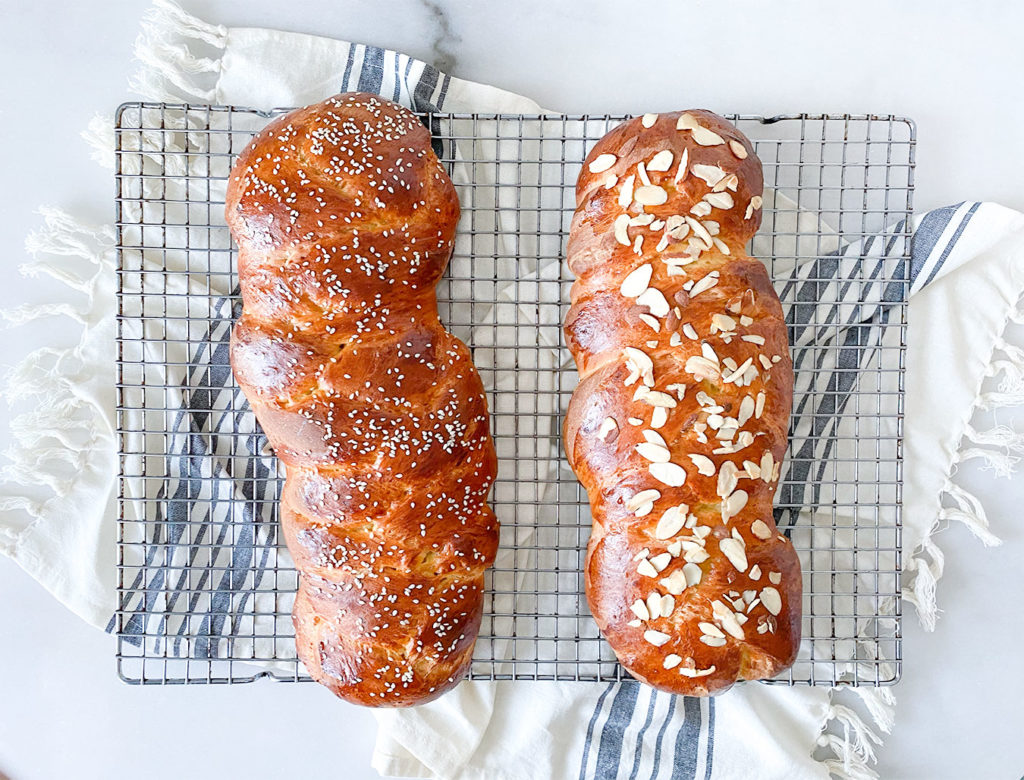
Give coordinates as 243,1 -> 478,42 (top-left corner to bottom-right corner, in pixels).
114,102 -> 912,688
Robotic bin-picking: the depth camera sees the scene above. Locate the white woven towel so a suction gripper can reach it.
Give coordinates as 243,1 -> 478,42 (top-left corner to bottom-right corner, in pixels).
3,3 -> 1024,779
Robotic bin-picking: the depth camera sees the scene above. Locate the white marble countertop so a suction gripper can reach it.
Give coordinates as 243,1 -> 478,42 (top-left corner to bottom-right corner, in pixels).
2,1 -> 1024,778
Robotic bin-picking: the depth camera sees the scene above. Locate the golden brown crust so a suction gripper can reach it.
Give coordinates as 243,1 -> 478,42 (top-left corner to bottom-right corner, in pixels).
227,93 -> 498,706
564,110 -> 801,695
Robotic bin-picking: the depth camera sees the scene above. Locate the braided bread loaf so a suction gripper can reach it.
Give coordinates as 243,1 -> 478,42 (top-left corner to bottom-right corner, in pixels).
227,93 -> 498,706
564,110 -> 801,695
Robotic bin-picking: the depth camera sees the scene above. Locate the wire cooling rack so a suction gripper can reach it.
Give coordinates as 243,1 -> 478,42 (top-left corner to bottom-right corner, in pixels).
114,102 -> 912,688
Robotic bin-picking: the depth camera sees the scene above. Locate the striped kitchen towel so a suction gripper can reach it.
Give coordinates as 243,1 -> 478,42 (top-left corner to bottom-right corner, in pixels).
4,2 -> 1024,779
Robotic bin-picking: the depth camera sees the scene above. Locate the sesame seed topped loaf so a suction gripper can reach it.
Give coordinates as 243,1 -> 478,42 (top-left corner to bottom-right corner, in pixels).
564,110 -> 801,695
227,93 -> 498,706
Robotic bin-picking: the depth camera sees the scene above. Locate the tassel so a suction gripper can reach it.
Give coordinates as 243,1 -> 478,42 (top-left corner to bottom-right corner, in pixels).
1,302 -> 86,327
956,448 -> 1017,476
129,0 -> 227,103
82,113 -> 116,170
853,687 -> 896,735
817,702 -> 883,780
977,390 -> 1024,410
993,336 -> 1024,366
147,0 -> 227,48
939,480 -> 1002,547
903,535 -> 944,632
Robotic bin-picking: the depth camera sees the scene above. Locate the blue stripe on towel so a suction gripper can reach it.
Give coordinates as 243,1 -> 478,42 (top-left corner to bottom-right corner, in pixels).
595,682 -> 641,779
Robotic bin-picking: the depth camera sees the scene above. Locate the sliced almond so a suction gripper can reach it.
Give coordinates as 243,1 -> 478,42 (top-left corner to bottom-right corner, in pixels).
588,153 -> 617,174
636,287 -> 670,317
598,417 -> 618,441
685,547 -> 710,564
683,562 -> 703,587
641,113 -> 658,128
744,194 -> 764,220
650,552 -> 672,572
637,558 -> 659,578
688,454 -> 716,477
704,191 -> 735,210
719,537 -> 747,572
743,460 -> 761,479
688,270 -> 720,298
619,174 -> 636,208
635,185 -> 668,206
691,125 -> 725,146
647,150 -> 674,172
721,489 -> 749,522
755,391 -> 766,419
689,201 -> 713,218
684,355 -> 720,382
711,313 -> 736,333
647,591 -> 664,619
623,346 -> 655,387
692,163 -> 727,187
684,217 -> 713,247
700,635 -> 726,647
676,114 -> 725,145
701,342 -> 720,364
629,213 -> 656,226
627,488 -> 661,512
637,442 -> 671,463
679,664 -> 716,678
760,450 -> 775,483
769,571 -> 782,585
722,357 -> 753,384
620,263 -> 653,298
614,214 -> 631,246
749,564 -> 762,581
642,390 -> 677,408
712,237 -> 731,256
717,461 -> 739,498
630,599 -> 651,621
649,462 -> 686,487
637,161 -> 651,186
663,653 -> 682,670
655,506 -> 686,539
660,594 -> 675,617
712,600 -> 745,639
698,621 -> 724,639
741,334 -> 766,345
760,586 -> 782,616
639,313 -> 661,332
659,569 -> 688,595
714,174 -> 739,193
644,629 -> 671,647
729,139 -> 748,159
736,396 -> 754,426
650,406 -> 668,429
674,147 -> 690,184
750,519 -> 772,540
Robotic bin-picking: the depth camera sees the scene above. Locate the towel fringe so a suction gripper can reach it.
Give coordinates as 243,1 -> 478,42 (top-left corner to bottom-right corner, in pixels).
817,702 -> 884,780
129,0 -> 226,103
900,295 -> 1024,633
0,209 -> 114,544
852,687 -> 896,735
83,113 -> 116,170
